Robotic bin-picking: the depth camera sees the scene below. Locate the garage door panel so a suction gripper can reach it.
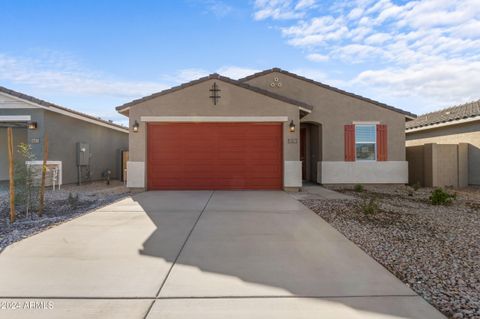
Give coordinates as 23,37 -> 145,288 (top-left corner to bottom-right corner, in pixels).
147,123 -> 282,190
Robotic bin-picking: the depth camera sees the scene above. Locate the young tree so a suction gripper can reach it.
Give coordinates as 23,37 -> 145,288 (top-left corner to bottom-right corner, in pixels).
7,127 -> 15,223
38,133 -> 48,216
15,143 -> 37,218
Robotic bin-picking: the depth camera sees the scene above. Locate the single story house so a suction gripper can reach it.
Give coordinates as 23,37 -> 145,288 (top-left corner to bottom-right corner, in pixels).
0,86 -> 129,185
117,68 -> 415,191
406,100 -> 480,187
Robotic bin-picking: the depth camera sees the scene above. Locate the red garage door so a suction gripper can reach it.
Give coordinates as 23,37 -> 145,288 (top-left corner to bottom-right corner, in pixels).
147,122 -> 283,190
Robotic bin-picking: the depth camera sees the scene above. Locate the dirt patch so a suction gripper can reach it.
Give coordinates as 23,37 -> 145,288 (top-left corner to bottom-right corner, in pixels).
0,181 -> 132,249
301,184 -> 480,319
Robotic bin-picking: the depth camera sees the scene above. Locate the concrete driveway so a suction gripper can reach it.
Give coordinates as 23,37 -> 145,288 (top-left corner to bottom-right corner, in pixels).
0,191 -> 445,319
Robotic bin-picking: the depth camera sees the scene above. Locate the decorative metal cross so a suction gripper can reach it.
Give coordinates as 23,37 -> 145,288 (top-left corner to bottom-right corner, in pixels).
209,82 -> 221,105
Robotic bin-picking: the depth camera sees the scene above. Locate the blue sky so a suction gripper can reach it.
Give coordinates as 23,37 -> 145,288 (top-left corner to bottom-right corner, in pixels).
1,0 -> 479,125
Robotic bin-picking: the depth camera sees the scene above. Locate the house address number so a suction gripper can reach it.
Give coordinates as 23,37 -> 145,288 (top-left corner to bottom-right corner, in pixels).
288,138 -> 298,144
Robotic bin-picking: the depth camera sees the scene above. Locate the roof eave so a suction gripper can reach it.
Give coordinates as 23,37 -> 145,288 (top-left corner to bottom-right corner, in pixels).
115,73 -> 314,114
406,115 -> 480,133
239,68 -> 416,119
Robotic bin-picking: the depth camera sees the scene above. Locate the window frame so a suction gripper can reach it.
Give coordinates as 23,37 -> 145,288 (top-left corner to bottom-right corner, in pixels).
354,124 -> 377,161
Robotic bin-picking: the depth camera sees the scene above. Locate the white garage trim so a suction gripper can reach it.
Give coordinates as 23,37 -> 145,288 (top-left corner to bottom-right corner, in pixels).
140,116 -> 289,122
0,115 -> 31,121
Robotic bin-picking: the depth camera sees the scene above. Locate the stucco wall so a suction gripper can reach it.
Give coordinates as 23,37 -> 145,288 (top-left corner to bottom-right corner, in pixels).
244,72 -> 407,161
0,127 -> 27,180
406,121 -> 480,185
0,108 -> 45,181
127,78 -> 301,189
406,145 -> 425,186
44,111 -> 128,184
406,143 -> 469,187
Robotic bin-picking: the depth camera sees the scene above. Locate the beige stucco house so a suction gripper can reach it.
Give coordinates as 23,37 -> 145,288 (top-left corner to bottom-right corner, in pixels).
406,100 -> 480,187
117,68 -> 415,190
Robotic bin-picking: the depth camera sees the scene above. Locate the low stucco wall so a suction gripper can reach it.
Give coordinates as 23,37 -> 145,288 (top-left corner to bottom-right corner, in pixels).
319,161 -> 408,184
407,121 -> 480,185
406,143 -> 469,188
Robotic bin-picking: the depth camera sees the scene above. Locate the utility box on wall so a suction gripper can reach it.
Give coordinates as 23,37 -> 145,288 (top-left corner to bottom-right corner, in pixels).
76,142 -> 90,166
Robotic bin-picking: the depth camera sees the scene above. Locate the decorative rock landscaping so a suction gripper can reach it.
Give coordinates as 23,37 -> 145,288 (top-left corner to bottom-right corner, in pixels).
301,185 -> 480,319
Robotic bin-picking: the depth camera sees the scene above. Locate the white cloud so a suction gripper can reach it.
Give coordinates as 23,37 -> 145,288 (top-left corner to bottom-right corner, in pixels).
306,53 -> 329,62
216,66 -> 260,79
161,68 -> 210,84
354,59 -> 480,106
291,68 -> 328,82
0,51 -> 262,98
295,0 -> 316,10
254,0 -> 316,21
203,0 -> 233,17
364,32 -> 390,45
0,52 -> 169,98
254,0 -> 480,109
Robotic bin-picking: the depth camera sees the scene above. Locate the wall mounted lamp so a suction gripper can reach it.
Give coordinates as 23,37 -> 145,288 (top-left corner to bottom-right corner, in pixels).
27,121 -> 38,130
132,120 -> 139,133
289,120 -> 296,133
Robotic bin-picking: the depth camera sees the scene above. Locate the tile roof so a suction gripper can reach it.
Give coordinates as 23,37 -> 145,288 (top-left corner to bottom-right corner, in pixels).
239,68 -> 417,119
116,73 -> 314,112
406,100 -> 480,130
0,85 -> 128,131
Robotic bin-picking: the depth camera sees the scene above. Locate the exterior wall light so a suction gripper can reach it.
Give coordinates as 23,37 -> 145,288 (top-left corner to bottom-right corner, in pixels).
289,120 -> 296,133
27,121 -> 37,130
132,120 -> 139,133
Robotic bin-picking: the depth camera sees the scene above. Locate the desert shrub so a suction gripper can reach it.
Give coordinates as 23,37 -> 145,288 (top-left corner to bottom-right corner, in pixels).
429,188 -> 456,205
354,184 -> 364,192
360,196 -> 379,215
412,181 -> 421,191
68,193 -> 79,209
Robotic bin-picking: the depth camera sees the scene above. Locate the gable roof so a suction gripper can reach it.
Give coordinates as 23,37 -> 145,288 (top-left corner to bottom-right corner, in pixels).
0,86 -> 128,133
239,68 -> 416,119
406,99 -> 480,131
116,73 -> 314,113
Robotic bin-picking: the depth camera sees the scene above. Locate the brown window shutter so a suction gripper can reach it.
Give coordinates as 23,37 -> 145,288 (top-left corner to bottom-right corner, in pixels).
344,124 -> 355,161
376,124 -> 388,161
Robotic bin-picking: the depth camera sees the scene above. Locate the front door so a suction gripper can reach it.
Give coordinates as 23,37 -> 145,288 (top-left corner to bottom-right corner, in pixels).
300,127 -> 307,180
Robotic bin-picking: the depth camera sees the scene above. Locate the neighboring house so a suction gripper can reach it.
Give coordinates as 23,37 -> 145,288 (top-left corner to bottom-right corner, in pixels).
406,100 -> 480,187
117,68 -> 415,191
0,86 -> 128,185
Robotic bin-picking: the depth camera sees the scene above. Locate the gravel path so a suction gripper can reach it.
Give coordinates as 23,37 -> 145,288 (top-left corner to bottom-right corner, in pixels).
301,185 -> 480,319
0,181 -> 132,249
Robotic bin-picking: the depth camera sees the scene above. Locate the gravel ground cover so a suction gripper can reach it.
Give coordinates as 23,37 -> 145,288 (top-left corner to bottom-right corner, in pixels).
0,181 -> 132,249
301,185 -> 480,319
